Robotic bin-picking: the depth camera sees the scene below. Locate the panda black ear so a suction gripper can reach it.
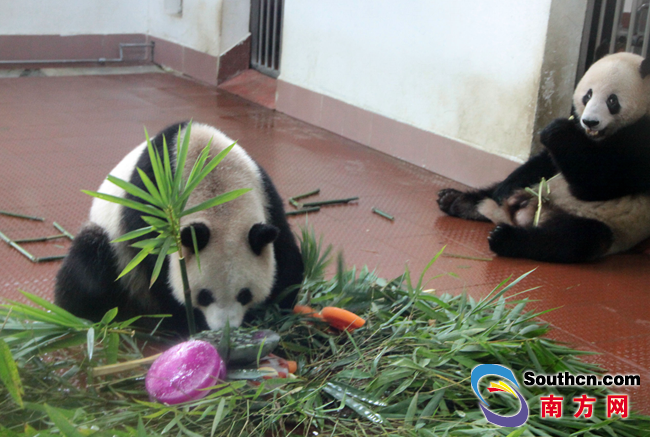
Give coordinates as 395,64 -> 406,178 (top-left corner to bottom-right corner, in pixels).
640,58 -> 650,78
180,223 -> 211,251
249,223 -> 279,255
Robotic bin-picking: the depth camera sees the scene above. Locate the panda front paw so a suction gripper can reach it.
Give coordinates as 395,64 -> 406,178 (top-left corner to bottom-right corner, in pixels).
438,188 -> 489,221
488,224 -> 524,257
540,118 -> 578,151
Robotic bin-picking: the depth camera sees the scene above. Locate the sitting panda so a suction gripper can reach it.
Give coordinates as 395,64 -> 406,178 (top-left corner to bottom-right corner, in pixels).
55,122 -> 304,334
438,52 -> 650,263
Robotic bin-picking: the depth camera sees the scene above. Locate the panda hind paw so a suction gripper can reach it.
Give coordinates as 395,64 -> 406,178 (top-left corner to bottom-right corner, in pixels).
437,188 -> 490,221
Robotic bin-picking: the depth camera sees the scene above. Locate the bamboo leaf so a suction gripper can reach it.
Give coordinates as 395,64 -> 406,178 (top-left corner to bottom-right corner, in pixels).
191,225 -> 201,272
150,238 -> 173,287
86,327 -> 95,361
112,226 -> 154,243
211,398 -> 227,437
136,167 -> 163,204
137,417 -> 149,437
162,135 -> 174,195
0,339 -> 24,408
174,122 -> 192,193
181,188 -> 251,217
116,246 -> 154,280
19,291 -> 88,327
82,190 -> 167,219
145,127 -> 168,203
177,141 -> 235,209
130,237 -> 166,250
106,175 -> 163,208
99,307 -> 119,325
105,332 -> 119,365
43,404 -> 85,437
140,215 -> 170,230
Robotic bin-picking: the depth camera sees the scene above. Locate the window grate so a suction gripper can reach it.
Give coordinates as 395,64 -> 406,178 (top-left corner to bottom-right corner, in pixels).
250,0 -> 283,78
579,0 -> 650,78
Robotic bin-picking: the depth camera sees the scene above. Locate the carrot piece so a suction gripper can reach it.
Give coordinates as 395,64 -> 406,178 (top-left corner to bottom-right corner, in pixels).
293,304 -> 323,319
320,307 -> 365,332
287,360 -> 298,374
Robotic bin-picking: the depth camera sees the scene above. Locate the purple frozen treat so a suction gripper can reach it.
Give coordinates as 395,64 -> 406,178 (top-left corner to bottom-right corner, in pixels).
146,340 -> 226,404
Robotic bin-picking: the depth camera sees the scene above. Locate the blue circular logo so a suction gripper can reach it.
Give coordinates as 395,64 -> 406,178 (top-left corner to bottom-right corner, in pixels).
471,364 -> 529,427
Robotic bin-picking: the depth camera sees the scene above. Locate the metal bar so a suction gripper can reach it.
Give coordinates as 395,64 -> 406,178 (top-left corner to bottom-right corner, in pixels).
258,0 -> 265,66
0,43 -> 155,65
271,0 -> 279,71
14,234 -> 66,244
626,0 -> 640,52
610,0 -> 624,53
642,3 -> 650,55
265,0 -> 272,67
53,222 -> 75,240
596,0 -> 608,47
250,0 -> 260,65
0,210 -> 44,221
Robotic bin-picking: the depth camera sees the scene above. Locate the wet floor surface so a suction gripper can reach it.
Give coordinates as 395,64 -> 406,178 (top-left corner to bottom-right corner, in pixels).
0,68 -> 648,413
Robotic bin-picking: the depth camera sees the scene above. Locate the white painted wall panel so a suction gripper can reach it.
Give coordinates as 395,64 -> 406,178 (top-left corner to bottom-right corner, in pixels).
280,0 -> 559,161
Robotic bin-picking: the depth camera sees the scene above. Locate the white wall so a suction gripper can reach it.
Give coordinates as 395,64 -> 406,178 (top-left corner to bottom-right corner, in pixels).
280,0 -> 583,162
0,0 -> 148,35
0,0 -> 250,58
147,0 -> 223,57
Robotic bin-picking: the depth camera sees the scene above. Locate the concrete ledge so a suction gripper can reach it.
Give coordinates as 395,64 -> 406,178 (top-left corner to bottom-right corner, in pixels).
276,80 -> 520,188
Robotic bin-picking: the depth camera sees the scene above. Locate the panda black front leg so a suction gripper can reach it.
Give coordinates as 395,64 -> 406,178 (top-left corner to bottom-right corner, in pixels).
539,117 -> 585,154
488,213 -> 614,263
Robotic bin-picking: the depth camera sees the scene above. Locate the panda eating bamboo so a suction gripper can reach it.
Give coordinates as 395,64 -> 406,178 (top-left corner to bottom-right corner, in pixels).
55,122 -> 304,334
438,52 -> 650,263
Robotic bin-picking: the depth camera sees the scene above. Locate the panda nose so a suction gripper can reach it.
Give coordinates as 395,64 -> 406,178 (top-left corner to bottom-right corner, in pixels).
583,119 -> 599,128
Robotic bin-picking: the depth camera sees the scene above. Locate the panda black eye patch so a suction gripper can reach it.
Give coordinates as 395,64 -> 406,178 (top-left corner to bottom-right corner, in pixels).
607,94 -> 620,114
197,289 -> 215,306
582,89 -> 592,105
180,223 -> 210,251
236,288 -> 253,306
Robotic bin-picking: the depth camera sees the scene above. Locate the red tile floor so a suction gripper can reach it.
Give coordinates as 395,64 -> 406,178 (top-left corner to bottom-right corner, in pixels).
0,67 -> 649,413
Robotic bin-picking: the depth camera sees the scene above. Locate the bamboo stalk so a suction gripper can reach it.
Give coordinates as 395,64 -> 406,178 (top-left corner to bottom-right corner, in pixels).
302,197 -> 359,208
442,253 -> 493,262
291,188 -> 320,201
372,208 -> 394,221
92,353 -> 162,377
53,222 -> 75,240
36,255 -> 66,263
0,230 -> 37,262
179,257 -> 196,335
14,234 -> 66,243
0,210 -> 44,221
286,207 -> 320,216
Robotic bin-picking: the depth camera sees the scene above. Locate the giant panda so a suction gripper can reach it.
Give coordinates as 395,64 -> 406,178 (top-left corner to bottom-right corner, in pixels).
437,52 -> 650,263
55,122 -> 304,334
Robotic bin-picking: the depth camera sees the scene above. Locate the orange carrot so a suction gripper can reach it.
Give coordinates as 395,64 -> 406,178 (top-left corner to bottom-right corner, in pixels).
287,360 -> 298,374
293,304 -> 323,319
320,307 -> 365,332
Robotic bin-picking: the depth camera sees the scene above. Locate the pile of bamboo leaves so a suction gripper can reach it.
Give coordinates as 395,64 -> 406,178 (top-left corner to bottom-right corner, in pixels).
1,228 -> 649,436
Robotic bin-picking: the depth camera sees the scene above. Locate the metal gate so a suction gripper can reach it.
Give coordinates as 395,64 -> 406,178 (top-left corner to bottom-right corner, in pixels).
578,0 -> 650,78
250,0 -> 283,78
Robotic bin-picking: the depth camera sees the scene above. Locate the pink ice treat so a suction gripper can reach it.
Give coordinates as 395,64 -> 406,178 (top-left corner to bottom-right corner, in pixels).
145,340 -> 226,404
